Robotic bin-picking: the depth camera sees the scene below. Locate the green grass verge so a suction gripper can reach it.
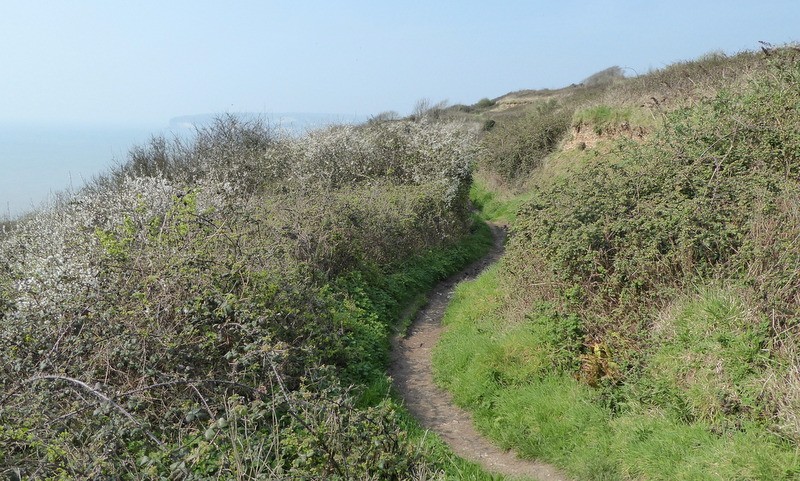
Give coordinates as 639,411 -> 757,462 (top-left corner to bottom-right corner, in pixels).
433,267 -> 800,480
469,179 -> 533,223
433,48 -> 800,481
347,214 -> 506,479
571,104 -> 655,134
346,214 -> 494,398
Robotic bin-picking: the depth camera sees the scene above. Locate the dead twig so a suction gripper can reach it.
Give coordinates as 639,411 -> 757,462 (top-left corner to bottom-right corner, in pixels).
22,374 -> 163,446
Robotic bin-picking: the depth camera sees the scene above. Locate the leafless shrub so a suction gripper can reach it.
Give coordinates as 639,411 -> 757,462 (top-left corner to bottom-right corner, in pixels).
368,110 -> 400,124
411,98 -> 450,122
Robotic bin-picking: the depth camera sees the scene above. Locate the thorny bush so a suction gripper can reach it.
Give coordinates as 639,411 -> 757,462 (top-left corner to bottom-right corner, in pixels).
504,49 -> 800,438
478,99 -> 571,183
0,115 -> 478,479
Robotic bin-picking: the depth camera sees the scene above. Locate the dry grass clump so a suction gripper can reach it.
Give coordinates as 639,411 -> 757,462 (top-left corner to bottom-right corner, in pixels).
765,347 -> 800,443
601,49 -> 764,112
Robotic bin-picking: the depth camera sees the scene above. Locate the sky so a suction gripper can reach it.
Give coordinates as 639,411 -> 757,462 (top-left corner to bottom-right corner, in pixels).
1,1 -> 799,126
1,1 -> 799,217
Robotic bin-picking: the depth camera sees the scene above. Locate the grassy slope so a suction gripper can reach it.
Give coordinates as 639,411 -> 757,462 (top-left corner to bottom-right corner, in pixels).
434,262 -> 798,480
434,48 -> 800,480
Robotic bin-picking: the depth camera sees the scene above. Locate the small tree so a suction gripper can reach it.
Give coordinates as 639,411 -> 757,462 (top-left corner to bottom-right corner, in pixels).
411,98 -> 449,121
475,97 -> 495,109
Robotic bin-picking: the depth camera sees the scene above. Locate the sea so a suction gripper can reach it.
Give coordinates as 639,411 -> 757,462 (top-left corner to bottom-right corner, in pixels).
0,113 -> 365,219
0,122 -> 162,218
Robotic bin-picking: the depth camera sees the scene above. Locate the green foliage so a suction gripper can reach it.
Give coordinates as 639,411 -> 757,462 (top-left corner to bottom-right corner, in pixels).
573,105 -> 635,134
434,249 -> 800,480
635,289 -> 769,425
474,98 -> 496,109
0,113 -> 487,478
468,179 -> 533,223
437,50 -> 800,479
479,99 -> 571,182
507,50 -> 800,351
95,215 -> 136,261
435,269 -> 583,397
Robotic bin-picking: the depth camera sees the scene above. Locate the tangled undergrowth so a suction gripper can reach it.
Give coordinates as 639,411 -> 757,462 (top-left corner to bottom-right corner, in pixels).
507,50 -> 800,397
0,116 -> 485,479
436,47 -> 800,480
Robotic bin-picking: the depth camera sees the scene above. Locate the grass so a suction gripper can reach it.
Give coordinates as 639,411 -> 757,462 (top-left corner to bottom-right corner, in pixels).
440,51 -> 800,476
639,289 -> 770,422
571,104 -> 655,134
468,178 -> 532,223
433,266 -> 800,480
573,105 -> 633,132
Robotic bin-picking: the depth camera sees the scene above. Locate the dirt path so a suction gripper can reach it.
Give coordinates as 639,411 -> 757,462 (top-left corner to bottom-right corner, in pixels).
389,223 -> 571,481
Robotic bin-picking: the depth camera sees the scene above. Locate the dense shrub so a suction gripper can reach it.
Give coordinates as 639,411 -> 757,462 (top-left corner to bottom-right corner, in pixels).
505,50 -> 800,421
474,98 -> 495,109
0,115 -> 480,478
478,99 -> 571,182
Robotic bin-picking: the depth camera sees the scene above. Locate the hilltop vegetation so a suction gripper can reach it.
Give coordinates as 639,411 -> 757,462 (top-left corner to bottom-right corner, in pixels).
436,46 -> 800,479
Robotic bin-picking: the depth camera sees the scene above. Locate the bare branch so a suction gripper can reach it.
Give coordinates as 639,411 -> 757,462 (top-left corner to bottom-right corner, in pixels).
22,374 -> 163,446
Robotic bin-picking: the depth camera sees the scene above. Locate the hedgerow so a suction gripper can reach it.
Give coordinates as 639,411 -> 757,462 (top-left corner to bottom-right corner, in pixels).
431,48 -> 800,480
478,99 -> 571,183
0,115 -> 481,479
505,49 -> 800,433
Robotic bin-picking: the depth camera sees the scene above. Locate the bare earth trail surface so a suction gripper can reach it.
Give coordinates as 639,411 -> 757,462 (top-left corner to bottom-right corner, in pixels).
390,223 -> 571,481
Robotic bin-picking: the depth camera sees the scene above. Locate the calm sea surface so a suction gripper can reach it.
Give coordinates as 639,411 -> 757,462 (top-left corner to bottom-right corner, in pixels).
0,122 -> 164,218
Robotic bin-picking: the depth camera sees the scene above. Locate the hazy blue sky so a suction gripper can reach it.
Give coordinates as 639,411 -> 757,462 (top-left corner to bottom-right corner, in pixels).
1,1 -> 799,125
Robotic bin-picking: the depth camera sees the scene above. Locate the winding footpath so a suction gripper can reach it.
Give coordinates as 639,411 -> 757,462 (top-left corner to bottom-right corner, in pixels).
389,223 -> 570,481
